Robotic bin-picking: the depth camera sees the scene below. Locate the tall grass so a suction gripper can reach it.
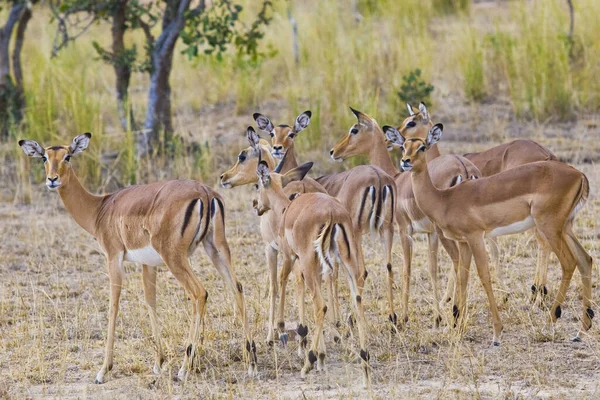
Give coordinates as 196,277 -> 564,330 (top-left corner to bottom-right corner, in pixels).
3,0 -> 600,195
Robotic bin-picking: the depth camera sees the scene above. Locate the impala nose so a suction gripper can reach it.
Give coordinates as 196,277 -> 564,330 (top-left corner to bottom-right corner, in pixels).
219,174 -> 224,180
48,176 -> 58,183
329,149 -> 334,156
273,146 -> 283,151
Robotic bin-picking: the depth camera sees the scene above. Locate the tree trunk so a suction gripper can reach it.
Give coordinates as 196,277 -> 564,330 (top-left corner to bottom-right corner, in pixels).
12,3 -> 32,120
0,3 -> 26,137
112,0 -> 134,131
139,0 -> 191,156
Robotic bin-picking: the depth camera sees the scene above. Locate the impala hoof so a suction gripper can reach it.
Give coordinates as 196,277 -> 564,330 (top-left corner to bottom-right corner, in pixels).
153,363 -> 161,375
248,363 -> 258,377
571,335 -> 582,343
492,340 -> 501,347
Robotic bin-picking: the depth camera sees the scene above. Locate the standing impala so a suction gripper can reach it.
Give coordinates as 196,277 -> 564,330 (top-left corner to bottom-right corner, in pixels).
19,134 -> 257,383
220,127 -> 332,347
384,123 -> 592,344
387,120 -> 558,303
330,106 -> 480,326
254,160 -> 370,385
253,111 -> 398,328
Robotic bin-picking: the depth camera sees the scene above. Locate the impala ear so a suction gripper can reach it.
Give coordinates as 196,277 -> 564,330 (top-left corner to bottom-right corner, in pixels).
383,125 -> 405,146
70,132 -> 92,155
291,110 -> 311,137
281,162 -> 313,187
253,113 -> 275,136
18,139 -> 45,158
419,102 -> 429,122
406,103 -> 415,116
427,123 -> 443,146
246,126 -> 260,151
256,160 -> 271,187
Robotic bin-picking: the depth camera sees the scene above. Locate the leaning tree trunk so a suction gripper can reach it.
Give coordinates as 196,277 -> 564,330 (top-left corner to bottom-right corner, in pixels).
138,0 -> 191,156
112,0 -> 134,131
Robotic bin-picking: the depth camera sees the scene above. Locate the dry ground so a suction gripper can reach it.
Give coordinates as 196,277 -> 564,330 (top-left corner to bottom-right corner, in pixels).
0,111 -> 599,399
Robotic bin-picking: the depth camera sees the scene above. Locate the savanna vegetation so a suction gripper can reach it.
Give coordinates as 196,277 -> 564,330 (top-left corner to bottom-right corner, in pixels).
0,0 -> 598,398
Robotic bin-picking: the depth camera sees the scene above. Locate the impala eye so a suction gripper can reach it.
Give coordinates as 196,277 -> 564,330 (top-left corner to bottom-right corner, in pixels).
269,131 -> 275,137
238,152 -> 246,162
418,146 -> 426,152
253,184 -> 259,190
407,121 -> 416,128
41,156 -> 47,163
350,128 -> 359,135
64,155 -> 71,162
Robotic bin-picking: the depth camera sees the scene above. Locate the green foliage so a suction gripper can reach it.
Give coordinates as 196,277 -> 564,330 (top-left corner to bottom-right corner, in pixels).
396,69 -> 434,106
462,34 -> 486,102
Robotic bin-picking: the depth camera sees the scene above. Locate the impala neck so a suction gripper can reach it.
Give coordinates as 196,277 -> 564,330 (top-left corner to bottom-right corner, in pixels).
268,186 -> 292,216
409,160 -> 443,222
368,125 -> 401,177
425,144 -> 441,161
279,143 -> 299,174
58,167 -> 104,237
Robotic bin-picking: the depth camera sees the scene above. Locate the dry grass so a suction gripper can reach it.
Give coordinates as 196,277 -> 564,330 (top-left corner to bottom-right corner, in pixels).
0,138 -> 598,398
1,0 -> 600,398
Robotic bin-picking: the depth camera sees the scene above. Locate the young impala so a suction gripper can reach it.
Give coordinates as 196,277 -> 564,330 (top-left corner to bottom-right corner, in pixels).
220,127 -> 331,348
253,111 -> 398,328
330,106 -> 480,326
19,134 -> 257,383
255,159 -> 370,386
384,123 -> 592,344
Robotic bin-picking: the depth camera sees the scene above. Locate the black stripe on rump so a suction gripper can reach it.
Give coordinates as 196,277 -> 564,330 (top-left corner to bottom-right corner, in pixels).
181,199 -> 199,237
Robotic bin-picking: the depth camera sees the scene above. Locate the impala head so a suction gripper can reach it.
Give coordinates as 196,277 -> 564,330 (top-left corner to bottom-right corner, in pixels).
254,160 -> 313,216
330,107 -> 382,161
220,127 -> 273,188
253,111 -> 312,159
18,133 -> 92,191
385,102 -> 434,151
383,123 -> 443,172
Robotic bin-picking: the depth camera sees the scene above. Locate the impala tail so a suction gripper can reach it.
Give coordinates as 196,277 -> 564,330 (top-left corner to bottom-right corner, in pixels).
314,220 -> 335,276
568,173 -> 590,221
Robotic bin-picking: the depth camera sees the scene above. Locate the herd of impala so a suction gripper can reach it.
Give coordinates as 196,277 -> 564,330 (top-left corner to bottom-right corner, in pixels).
18,103 -> 592,387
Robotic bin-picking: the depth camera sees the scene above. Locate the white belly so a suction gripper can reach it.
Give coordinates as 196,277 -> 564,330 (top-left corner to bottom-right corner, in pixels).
124,246 -> 164,267
487,216 -> 534,238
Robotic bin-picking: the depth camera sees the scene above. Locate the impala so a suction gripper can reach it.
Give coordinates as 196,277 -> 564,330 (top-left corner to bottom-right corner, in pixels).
330,105 -> 481,326
387,124 -> 559,303
220,127 -> 332,347
255,160 -> 370,385
384,123 -> 592,344
253,111 -> 398,328
19,134 -> 257,383
462,140 -> 558,302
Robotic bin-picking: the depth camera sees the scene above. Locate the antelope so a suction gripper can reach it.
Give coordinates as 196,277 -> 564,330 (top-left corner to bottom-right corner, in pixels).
19,134 -> 257,383
462,140 -> 558,302
388,126 -> 559,303
254,159 -> 370,385
384,123 -> 592,344
220,127 -> 332,348
253,111 -> 398,328
330,105 -> 480,326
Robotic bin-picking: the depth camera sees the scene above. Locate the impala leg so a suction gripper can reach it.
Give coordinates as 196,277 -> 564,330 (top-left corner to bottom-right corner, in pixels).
301,267 -> 326,378
265,244 -> 278,346
325,266 -> 342,343
95,255 -> 124,384
426,232 -> 443,327
163,254 -> 208,381
398,229 -> 412,327
563,225 -> 593,338
203,235 -> 256,376
295,270 -> 307,359
454,242 -> 472,334
142,265 -> 163,375
381,224 -> 397,328
277,255 -> 294,346
440,234 -> 460,306
487,237 -> 508,303
532,229 -> 551,305
468,236 -> 503,345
